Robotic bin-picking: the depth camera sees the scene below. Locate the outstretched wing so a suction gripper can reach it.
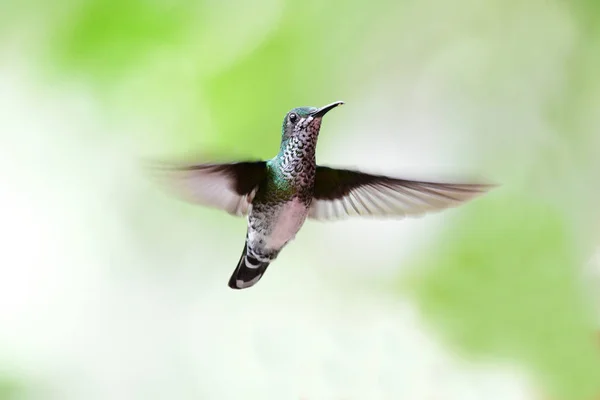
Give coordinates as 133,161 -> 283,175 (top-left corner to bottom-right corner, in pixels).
309,166 -> 495,220
152,161 -> 268,216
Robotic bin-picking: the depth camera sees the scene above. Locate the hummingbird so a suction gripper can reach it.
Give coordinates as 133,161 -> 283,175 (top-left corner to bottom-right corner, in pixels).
156,101 -> 493,290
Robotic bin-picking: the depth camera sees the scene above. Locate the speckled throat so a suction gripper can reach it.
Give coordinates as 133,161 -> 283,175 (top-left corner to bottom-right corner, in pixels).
271,117 -> 322,201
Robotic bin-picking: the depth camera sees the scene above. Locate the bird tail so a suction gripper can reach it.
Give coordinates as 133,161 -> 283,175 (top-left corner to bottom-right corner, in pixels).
228,243 -> 271,290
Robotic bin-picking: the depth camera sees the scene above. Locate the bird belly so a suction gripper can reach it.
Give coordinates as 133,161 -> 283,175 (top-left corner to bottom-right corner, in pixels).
267,199 -> 309,249
248,198 -> 309,253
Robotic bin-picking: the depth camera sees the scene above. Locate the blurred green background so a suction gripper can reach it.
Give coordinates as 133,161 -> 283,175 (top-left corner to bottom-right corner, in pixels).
1,0 -> 600,399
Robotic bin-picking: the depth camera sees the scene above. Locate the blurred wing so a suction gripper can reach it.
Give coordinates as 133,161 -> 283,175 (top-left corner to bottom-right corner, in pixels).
152,161 -> 268,216
309,166 -> 495,220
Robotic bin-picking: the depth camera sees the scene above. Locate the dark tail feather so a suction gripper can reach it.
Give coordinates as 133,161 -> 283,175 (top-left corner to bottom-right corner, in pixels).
228,243 -> 271,290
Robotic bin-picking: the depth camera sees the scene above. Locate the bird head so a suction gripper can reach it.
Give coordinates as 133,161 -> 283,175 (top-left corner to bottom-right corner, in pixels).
280,101 -> 344,141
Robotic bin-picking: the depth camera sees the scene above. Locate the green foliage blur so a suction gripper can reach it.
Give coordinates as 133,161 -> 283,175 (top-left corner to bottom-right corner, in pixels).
2,0 -> 600,399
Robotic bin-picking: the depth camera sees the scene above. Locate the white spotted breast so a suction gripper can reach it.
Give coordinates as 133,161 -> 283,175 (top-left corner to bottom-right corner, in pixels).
248,198 -> 310,252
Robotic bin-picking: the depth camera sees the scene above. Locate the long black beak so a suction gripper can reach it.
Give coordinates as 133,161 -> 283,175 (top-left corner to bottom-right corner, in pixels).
310,101 -> 344,118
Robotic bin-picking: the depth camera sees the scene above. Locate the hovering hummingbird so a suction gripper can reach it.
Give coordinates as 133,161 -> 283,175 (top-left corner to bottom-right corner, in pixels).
156,101 -> 493,290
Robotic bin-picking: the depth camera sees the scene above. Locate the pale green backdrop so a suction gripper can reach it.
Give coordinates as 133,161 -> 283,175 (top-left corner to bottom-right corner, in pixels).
1,1 -> 599,399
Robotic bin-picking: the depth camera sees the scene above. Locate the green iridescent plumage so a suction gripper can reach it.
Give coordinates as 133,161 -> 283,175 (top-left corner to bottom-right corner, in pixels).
255,162 -> 295,203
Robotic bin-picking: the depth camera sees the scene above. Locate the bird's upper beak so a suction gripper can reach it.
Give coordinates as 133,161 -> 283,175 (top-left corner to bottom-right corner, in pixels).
310,101 -> 344,118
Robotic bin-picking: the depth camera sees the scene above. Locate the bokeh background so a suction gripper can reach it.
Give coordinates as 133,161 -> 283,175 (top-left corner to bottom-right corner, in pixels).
1,0 -> 600,399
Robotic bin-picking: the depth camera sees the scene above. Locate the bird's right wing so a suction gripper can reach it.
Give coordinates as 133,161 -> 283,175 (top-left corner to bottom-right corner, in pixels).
309,166 -> 495,220
151,161 -> 268,216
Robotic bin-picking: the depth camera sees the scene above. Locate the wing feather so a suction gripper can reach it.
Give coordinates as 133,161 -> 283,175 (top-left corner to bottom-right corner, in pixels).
309,166 -> 495,220
151,161 -> 267,216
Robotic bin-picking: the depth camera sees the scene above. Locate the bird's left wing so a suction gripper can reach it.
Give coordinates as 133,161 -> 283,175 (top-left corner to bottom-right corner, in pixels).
152,161 -> 268,216
309,166 -> 495,220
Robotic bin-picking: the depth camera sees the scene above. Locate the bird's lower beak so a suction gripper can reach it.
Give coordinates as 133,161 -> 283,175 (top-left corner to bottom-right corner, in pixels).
310,101 -> 344,118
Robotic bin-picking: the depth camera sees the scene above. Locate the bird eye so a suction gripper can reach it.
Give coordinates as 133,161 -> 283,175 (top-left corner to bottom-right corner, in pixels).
289,113 -> 298,123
